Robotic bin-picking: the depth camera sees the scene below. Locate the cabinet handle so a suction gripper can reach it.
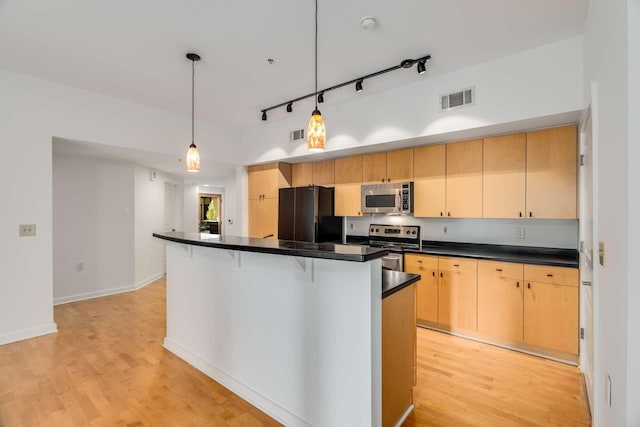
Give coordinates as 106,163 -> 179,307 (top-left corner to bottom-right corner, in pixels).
387,178 -> 390,182
440,272 -> 443,277
417,259 -> 422,263
582,280 -> 592,286
440,212 -> 443,217
496,268 -> 503,272
527,283 -> 531,289
381,178 -> 385,183
547,274 -> 553,277
516,281 -> 520,288
529,212 -> 533,218
519,212 -> 522,218
357,211 -> 360,216
447,212 -> 451,217
432,271 -> 435,276
453,264 -> 460,267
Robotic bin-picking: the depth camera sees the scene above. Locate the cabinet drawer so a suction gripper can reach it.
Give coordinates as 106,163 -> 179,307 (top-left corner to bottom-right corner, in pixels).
524,264 -> 578,287
478,260 -> 523,280
438,257 -> 477,274
404,254 -> 438,271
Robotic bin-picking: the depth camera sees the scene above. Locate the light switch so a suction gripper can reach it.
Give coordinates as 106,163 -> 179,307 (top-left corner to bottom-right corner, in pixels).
19,224 -> 36,236
515,226 -> 525,239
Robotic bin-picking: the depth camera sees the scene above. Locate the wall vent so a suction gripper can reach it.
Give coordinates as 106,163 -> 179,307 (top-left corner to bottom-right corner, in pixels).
441,87 -> 474,111
289,128 -> 305,143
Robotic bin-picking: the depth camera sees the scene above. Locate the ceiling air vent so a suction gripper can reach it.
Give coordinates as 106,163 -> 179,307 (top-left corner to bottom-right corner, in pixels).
289,128 -> 305,143
441,87 -> 474,111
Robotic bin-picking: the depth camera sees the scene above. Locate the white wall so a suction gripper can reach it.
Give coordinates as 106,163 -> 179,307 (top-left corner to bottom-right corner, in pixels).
626,0 -> 639,424
53,153 -> 135,304
0,66 -> 239,344
345,216 -> 578,249
239,37 -> 583,165
134,165 -> 166,286
583,0 -> 637,425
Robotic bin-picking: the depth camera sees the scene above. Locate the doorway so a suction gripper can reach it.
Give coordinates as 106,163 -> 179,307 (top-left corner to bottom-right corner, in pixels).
199,193 -> 222,234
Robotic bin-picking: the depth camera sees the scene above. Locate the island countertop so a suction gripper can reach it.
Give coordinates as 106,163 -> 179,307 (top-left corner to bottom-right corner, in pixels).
153,231 -> 389,262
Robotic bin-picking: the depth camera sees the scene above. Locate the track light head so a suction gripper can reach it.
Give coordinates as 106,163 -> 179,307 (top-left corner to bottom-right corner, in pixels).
286,102 -> 293,113
261,110 -> 267,121
317,92 -> 324,103
355,79 -> 363,93
417,60 -> 426,75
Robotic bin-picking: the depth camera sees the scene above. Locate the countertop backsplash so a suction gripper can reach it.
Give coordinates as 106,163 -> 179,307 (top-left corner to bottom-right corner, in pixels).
343,216 -> 578,249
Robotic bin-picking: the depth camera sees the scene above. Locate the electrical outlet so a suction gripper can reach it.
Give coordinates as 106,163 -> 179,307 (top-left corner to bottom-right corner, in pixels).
443,226 -> 448,234
19,224 -> 36,237
350,223 -> 354,230
515,226 -> 525,239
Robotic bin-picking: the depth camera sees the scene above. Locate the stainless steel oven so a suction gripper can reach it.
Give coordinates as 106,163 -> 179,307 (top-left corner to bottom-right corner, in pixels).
367,224 -> 420,271
361,182 -> 414,215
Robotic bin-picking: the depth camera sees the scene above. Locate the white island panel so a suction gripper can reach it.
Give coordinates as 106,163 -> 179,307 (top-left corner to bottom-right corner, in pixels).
163,242 -> 382,427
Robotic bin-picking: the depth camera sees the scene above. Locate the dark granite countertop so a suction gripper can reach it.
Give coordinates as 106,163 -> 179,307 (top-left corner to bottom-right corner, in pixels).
382,270 -> 421,299
345,236 -> 579,268
409,241 -> 578,268
153,232 -> 389,263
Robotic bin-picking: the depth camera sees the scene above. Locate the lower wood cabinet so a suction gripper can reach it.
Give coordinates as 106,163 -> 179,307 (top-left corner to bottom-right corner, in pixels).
382,283 -> 416,427
411,254 -> 580,359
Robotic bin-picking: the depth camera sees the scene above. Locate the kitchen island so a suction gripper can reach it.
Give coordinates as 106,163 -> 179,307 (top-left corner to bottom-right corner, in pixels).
153,232 -> 419,427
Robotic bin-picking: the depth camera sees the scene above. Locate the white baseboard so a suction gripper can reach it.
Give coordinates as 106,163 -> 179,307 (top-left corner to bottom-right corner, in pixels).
394,404 -> 415,427
163,337 -> 312,427
0,322 -> 58,346
54,272 -> 164,306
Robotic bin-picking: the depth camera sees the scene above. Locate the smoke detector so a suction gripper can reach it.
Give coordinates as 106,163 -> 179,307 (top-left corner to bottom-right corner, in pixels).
360,17 -> 377,30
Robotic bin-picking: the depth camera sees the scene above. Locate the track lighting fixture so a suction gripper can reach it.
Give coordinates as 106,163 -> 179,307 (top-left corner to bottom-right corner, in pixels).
185,53 -> 201,173
417,60 -> 426,75
286,102 -> 293,113
260,53 -> 431,121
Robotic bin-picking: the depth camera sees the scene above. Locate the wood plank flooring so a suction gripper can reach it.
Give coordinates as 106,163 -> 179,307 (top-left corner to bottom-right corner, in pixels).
0,278 -> 590,426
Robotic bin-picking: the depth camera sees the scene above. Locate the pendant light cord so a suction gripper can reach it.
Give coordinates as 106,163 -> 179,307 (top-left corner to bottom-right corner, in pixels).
191,58 -> 195,144
314,0 -> 318,110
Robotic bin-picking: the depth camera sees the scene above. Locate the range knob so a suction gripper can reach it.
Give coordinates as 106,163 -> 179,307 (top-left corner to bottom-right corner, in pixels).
406,230 -> 411,235
412,230 -> 417,235
375,228 -> 379,232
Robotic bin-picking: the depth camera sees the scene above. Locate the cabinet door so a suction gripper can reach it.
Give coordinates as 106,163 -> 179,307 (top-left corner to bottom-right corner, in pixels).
414,144 -> 446,217
363,152 -> 387,183
261,197 -> 279,239
292,163 -> 313,187
483,133 -> 526,218
248,198 -> 262,238
335,155 -> 363,184
386,148 -> 413,182
334,184 -> 363,216
248,165 -> 266,200
405,254 -> 438,323
526,125 -> 577,219
524,281 -> 579,354
478,276 -> 523,342
446,140 -> 483,218
438,257 -> 478,331
312,159 -> 335,186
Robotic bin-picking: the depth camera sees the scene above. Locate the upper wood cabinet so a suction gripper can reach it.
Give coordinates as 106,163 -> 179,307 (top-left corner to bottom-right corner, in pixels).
483,133 -> 526,219
335,155 -> 363,184
334,184 -> 364,216
446,140 -> 483,218
362,148 -> 413,183
413,144 -> 446,217
292,163 -> 313,187
525,125 -> 577,219
362,152 -> 388,183
248,162 -> 292,200
312,159 -> 335,186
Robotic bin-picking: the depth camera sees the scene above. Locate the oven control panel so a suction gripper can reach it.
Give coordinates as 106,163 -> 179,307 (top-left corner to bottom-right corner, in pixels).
368,224 -> 420,242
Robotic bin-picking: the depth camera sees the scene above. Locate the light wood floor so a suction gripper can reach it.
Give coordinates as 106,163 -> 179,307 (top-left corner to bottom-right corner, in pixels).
0,278 -> 590,426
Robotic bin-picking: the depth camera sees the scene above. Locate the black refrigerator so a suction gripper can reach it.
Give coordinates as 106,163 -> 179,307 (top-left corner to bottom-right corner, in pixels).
278,186 -> 343,243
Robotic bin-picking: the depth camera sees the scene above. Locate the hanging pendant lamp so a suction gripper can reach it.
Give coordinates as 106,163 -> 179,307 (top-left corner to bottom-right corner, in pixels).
186,53 -> 201,172
307,0 -> 325,153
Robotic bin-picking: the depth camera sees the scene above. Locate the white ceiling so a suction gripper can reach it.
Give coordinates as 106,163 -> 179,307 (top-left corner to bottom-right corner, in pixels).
2,0 -> 588,179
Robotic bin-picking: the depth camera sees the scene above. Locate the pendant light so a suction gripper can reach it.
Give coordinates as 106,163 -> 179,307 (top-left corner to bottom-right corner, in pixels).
307,0 -> 325,153
186,52 -> 201,172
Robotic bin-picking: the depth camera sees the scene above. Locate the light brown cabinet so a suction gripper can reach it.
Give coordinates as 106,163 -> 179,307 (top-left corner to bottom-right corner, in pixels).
405,254 -> 438,323
483,134 -> 526,218
446,140 -> 483,218
362,148 -> 413,183
291,163 -> 313,187
523,264 -> 579,354
406,254 -> 477,332
312,159 -> 335,186
382,283 -> 416,427
413,144 -> 446,217
525,125 -> 577,219
334,155 -> 363,184
334,184 -> 364,216
248,163 -> 291,239
477,260 -> 524,342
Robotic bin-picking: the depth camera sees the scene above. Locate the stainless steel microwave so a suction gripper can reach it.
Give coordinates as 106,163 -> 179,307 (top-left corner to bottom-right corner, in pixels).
361,182 -> 414,214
